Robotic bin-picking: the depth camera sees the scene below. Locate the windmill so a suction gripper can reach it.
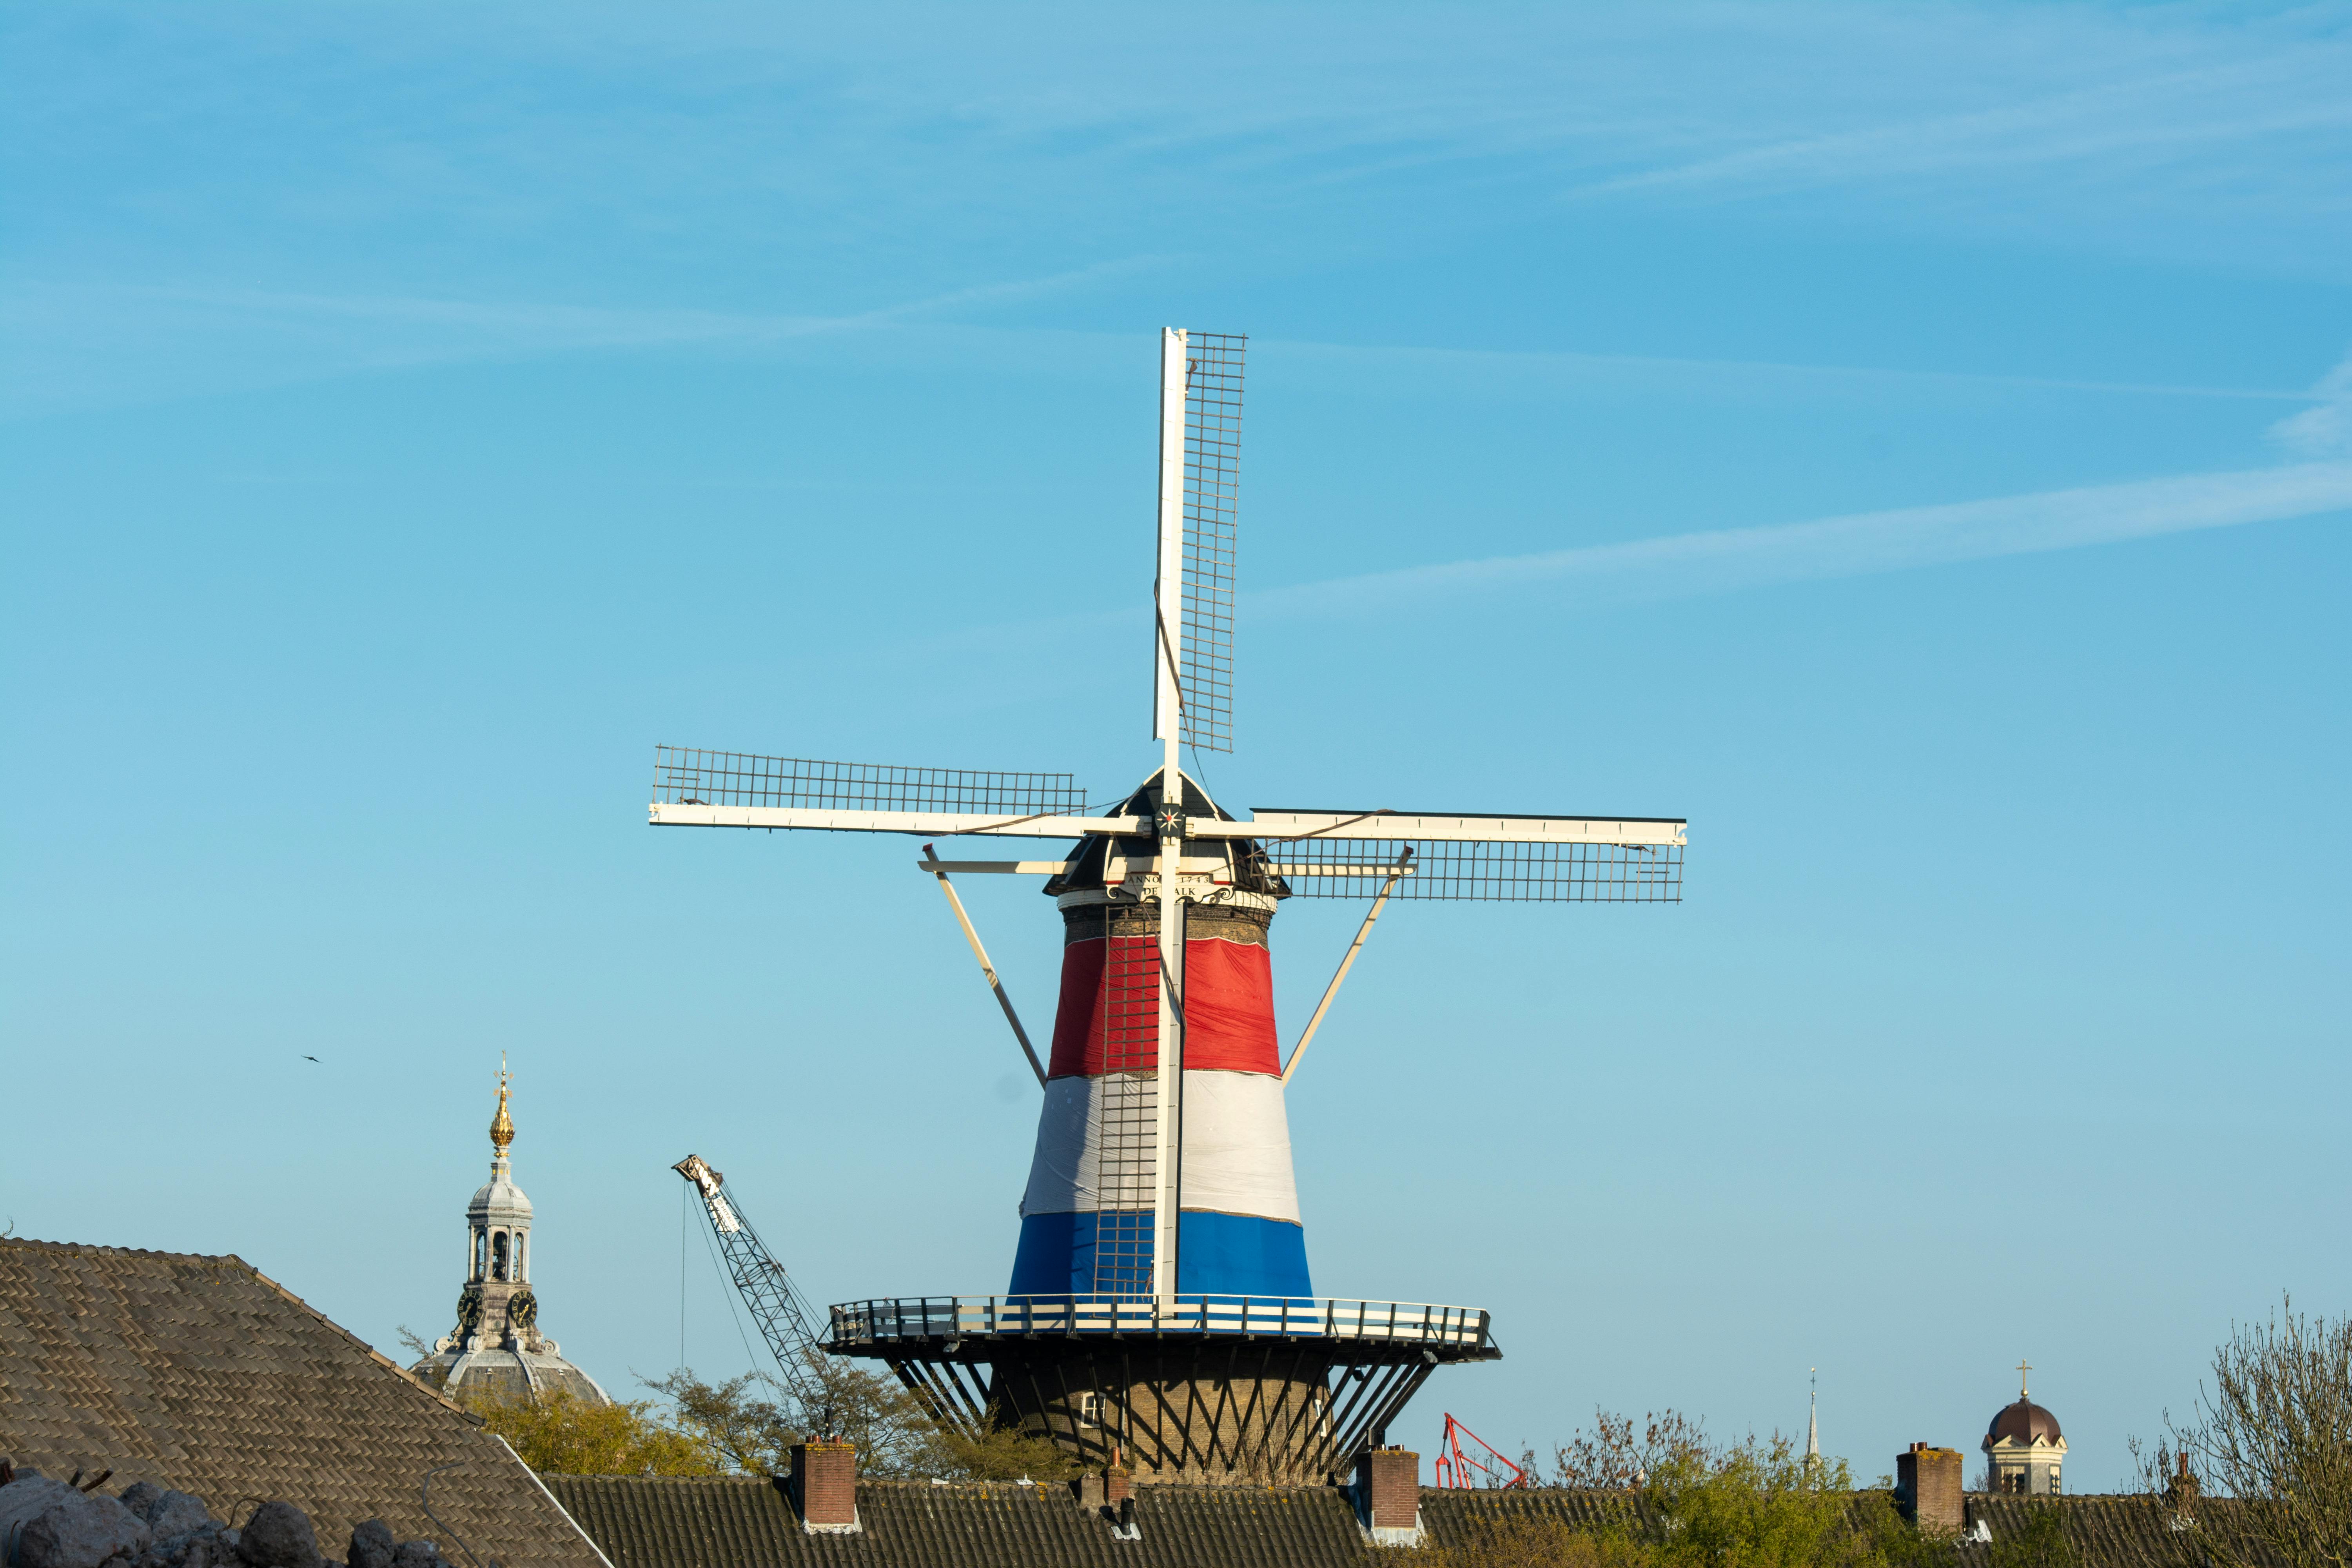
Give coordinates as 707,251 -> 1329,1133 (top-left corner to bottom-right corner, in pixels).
648,328 -> 1684,1484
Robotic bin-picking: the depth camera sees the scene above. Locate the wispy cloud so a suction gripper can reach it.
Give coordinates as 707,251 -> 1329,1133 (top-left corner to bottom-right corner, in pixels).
1563,56 -> 2352,206
1268,336 -> 2316,407
2269,347 -> 2352,457
120,254 -> 1158,353
0,260 -> 1163,418
1255,461 -> 2352,618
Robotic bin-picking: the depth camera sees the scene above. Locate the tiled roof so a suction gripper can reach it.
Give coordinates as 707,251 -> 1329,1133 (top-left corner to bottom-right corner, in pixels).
0,1238 -> 605,1568
545,1473 -> 1650,1567
547,1474 -> 2260,1568
1958,1495 -> 2280,1568
548,1474 -> 1377,1567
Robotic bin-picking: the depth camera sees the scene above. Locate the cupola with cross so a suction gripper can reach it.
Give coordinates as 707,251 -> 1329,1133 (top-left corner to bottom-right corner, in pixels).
1984,1360 -> 2065,1495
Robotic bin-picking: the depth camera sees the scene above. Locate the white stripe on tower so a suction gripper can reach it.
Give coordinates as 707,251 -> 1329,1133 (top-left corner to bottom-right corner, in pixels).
1021,1071 -> 1302,1225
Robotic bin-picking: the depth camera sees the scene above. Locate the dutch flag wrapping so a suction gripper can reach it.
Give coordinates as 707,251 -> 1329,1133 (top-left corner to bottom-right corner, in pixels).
1009,889 -> 1311,1301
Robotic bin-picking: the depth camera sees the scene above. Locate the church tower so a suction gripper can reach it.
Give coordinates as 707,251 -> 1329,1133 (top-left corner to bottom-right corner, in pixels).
410,1065 -> 610,1405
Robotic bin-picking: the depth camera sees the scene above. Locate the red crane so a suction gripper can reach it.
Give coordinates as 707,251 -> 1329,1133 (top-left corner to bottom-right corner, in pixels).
1434,1413 -> 1528,1489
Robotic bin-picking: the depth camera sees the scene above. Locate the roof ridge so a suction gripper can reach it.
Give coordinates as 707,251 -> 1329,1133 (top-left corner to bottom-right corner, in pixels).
0,1235 -> 238,1265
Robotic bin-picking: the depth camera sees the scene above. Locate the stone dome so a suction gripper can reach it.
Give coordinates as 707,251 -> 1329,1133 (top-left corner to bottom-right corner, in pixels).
468,1169 -> 534,1227
1986,1396 -> 2062,1446
413,1341 -> 610,1407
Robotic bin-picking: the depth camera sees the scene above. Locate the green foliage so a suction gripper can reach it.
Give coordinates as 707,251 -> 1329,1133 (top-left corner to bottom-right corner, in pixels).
1849,1489 -> 1942,1568
462,1390 -> 717,1477
1989,1504 -> 2077,1568
466,1359 -> 1083,1482
1481,1410 -> 1931,1568
2134,1295 -> 2352,1568
1644,1432 -> 1876,1568
648,1362 -> 1082,1481
644,1371 -> 797,1475
1553,1410 -> 1714,1490
648,1361 -> 951,1478
933,1422 -> 1087,1482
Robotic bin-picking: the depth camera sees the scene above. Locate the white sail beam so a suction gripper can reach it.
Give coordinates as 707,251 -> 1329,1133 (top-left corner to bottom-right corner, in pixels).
648,803 -> 1145,837
921,848 -> 1048,1088
1151,327 -> 1189,1307
1208,811 -> 1686,846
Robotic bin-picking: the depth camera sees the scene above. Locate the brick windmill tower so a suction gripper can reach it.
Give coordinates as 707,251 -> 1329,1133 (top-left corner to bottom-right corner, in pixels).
649,330 -> 1685,1483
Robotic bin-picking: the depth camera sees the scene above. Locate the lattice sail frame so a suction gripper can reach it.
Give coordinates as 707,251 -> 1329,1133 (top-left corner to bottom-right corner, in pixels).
1259,837 -> 1684,902
1092,906 -> 1161,1296
653,747 -> 1082,816
1179,333 -> 1243,755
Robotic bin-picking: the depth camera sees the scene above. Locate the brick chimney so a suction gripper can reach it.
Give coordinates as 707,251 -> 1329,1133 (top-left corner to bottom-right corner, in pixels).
789,1439 -> 860,1534
1356,1447 -> 1421,1544
1895,1443 -> 1963,1536
1105,1454 -> 1132,1508
2165,1452 -> 2201,1512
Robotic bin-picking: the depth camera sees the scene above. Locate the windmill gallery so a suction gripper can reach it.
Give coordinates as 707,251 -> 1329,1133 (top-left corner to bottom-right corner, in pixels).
641,329 -> 1688,1485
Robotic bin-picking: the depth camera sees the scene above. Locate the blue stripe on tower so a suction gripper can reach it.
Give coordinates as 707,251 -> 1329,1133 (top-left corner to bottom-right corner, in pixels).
1009,1211 -> 1312,1299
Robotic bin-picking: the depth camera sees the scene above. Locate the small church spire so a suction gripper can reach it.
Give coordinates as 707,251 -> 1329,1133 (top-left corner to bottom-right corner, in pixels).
1806,1368 -> 1820,1473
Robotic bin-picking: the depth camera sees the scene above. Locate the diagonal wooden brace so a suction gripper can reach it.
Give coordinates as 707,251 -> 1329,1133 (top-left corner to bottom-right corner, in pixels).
922,844 -> 1047,1087
1279,848 -> 1414,1085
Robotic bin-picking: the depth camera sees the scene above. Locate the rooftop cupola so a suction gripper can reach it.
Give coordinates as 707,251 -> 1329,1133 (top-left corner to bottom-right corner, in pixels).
409,1062 -> 608,1406
1982,1360 -> 2066,1495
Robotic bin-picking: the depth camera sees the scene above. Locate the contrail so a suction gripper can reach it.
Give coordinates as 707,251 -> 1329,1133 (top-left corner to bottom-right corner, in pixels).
1252,460 -> 2352,617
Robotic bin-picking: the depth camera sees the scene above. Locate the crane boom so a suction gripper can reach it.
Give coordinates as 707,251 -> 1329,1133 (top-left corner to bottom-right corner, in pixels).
673,1154 -> 828,1413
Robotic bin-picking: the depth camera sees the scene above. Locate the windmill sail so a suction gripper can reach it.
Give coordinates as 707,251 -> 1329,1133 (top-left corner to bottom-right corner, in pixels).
1179,333 -> 1244,754
1200,808 -> 1685,902
654,748 -> 1082,816
1262,835 -> 1683,902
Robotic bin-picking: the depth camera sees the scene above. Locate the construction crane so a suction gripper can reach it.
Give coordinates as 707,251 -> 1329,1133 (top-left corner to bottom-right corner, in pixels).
673,1154 -> 829,1417
1434,1413 -> 1528,1489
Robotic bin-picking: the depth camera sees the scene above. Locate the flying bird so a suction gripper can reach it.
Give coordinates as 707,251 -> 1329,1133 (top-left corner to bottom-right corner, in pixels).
303,1055 -> 319,1063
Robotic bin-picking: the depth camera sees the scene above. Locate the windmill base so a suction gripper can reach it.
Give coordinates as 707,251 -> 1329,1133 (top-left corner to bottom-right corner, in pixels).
833,1333 -> 1497,1485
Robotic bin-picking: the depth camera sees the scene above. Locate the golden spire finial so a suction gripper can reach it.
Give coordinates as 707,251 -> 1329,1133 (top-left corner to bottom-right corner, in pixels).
490,1054 -> 515,1158
2018,1359 -> 2033,1401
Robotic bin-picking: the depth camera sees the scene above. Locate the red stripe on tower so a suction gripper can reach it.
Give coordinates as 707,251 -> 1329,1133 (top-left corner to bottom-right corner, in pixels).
1046,934 -> 1280,1078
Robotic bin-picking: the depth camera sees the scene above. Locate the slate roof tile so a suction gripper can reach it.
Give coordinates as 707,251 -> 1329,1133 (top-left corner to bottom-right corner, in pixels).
0,1238 -> 604,1568
549,1474 -> 2270,1568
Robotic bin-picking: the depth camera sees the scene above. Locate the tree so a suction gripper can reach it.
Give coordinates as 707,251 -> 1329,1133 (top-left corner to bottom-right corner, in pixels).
647,1363 -> 953,1478
932,1417 -> 1085,1483
646,1363 -> 1080,1481
1503,1411 -> 1922,1568
1553,1410 -> 1715,1490
2132,1295 -> 2352,1568
1644,1432 -> 1878,1568
643,1372 -> 799,1476
463,1390 -> 717,1477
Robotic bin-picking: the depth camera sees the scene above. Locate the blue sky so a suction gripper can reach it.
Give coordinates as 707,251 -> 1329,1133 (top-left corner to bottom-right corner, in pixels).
5,2 -> 2350,1490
